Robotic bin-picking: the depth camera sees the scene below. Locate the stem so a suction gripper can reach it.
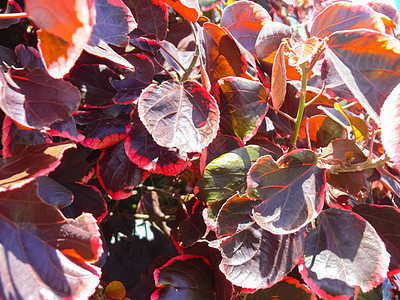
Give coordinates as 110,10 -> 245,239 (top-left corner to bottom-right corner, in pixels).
181,22 -> 200,83
290,62 -> 308,150
0,12 -> 27,19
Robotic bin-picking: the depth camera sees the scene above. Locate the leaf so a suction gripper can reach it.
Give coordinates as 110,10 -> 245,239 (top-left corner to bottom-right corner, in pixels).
35,176 -> 73,209
125,123 -> 190,175
74,110 -> 132,149
244,277 -> 317,300
112,53 -> 154,105
198,0 -> 222,11
220,0 -> 271,55
160,0 -> 200,22
195,145 -> 271,225
217,76 -> 269,142
89,0 -> 137,47
321,58 -> 355,101
66,64 -> 119,108
0,67 -> 81,130
352,204 -> 400,275
25,0 -> 96,78
138,80 -> 219,153
151,255 -> 214,299
47,117 -> 85,143
97,141 -> 148,200
127,0 -> 168,40
288,37 -> 320,67
14,44 -> 45,70
380,83 -> 400,170
325,29 -> 400,125
271,43 -> 286,109
0,142 -> 76,192
105,281 -> 127,299
200,23 -> 254,92
0,0 -> 22,29
248,149 -> 325,234
310,2 -> 387,39
300,208 -> 390,299
214,222 -> 304,289
203,133 -> 243,166
0,182 -> 102,298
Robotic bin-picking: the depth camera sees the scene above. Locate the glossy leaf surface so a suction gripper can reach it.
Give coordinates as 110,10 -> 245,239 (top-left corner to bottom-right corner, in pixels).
300,208 -> 390,299
138,80 -> 219,153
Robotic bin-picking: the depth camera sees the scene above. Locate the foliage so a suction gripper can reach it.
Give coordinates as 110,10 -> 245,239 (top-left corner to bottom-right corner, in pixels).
0,0 -> 400,299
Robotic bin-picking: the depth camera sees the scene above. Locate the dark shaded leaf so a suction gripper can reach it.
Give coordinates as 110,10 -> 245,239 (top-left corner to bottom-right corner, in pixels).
125,123 -> 190,175
89,0 -> 136,47
325,29 -> 400,124
248,149 -> 325,234
217,76 -> 269,142
0,0 -> 22,29
300,208 -> 390,299
0,67 -> 81,130
220,0 -> 271,54
130,36 -> 160,52
151,255 -> 213,299
321,58 -> 355,101
97,141 -> 148,200
112,53 -> 154,104
14,44 -> 45,70
75,110 -> 132,149
0,45 -> 17,68
0,142 -> 75,192
310,2 -> 386,39
195,145 -> 271,226
47,116 -> 85,143
62,182 -> 108,223
203,133 -> 243,166
126,0 -> 168,40
138,79 -> 219,153
352,204 -> 400,275
36,176 -> 73,209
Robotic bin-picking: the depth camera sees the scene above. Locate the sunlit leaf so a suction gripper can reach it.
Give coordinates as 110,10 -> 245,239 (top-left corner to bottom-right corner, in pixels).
271,43 -> 286,109
300,208 -> 390,299
138,80 -> 219,153
160,0 -> 200,22
198,0 -> 222,11
288,37 -> 320,67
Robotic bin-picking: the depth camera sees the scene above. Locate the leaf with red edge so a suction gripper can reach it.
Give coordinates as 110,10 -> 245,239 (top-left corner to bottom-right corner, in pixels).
0,181 -> 102,298
161,0 -> 200,22
138,79 -> 219,153
243,276 -> 317,299
0,67 -> 81,130
97,141 -> 148,200
151,255 -> 213,299
0,142 -> 76,192
310,2 -> 387,39
124,123 -> 190,176
2,116 -> 51,158
0,0 -> 22,29
247,149 -> 325,235
25,0 -> 96,78
299,208 -> 390,299
217,76 -> 269,143
381,83 -> 400,170
271,43 -> 286,109
89,0 -> 137,47
66,64 -> 119,108
352,204 -> 400,275
126,0 -> 168,40
112,53 -> 154,105
213,221 -> 304,289
75,110 -> 132,149
47,117 -> 85,143
198,0 -> 222,11
325,29 -> 400,124
61,182 -> 108,223
220,0 -> 271,55
200,22 -> 254,93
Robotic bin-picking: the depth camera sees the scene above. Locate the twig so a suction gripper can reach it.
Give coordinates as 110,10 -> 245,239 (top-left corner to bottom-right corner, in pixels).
268,105 -> 296,122
0,12 -> 27,19
305,83 -> 326,106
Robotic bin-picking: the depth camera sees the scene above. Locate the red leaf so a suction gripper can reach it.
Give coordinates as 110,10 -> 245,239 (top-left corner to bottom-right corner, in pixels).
0,67 -> 81,130
220,0 -> 271,54
160,0 -> 200,22
0,142 -> 76,192
25,0 -> 96,78
138,80 -> 219,153
300,208 -> 390,299
271,43 -> 286,109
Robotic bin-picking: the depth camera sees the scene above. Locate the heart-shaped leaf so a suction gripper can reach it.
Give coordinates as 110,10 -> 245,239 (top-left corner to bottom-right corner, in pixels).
97,141 -> 148,200
151,255 -> 213,299
325,29 -> 400,124
25,0 -> 96,78
310,2 -> 387,39
352,204 -> 400,275
220,0 -> 271,54
138,79 -> 219,153
0,142 -> 75,192
0,67 -> 81,130
248,149 -> 325,234
217,76 -> 269,142
300,208 -> 390,299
